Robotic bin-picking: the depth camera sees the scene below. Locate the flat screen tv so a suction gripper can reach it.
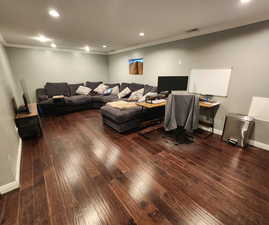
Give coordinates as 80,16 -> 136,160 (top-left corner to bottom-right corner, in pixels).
17,80 -> 30,114
157,76 -> 189,93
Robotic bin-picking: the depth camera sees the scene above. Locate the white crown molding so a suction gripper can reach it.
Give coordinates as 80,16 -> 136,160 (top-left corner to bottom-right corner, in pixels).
2,16 -> 269,56
0,138 -> 22,194
108,15 -> 269,55
4,43 -> 108,55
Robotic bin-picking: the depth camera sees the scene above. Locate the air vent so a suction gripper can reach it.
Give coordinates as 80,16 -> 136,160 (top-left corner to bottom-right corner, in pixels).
186,28 -> 199,33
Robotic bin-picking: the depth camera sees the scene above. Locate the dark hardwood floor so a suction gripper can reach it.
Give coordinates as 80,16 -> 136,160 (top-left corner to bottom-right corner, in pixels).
1,109 -> 269,225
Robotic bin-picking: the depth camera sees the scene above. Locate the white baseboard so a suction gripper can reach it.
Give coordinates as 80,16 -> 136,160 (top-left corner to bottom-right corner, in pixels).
248,139 -> 269,151
198,125 -> 269,151
199,125 -> 223,136
0,138 -> 22,194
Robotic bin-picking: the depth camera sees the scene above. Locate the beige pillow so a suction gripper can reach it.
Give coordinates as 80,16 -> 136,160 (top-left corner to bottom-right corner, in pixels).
128,88 -> 144,101
76,86 -> 91,95
94,83 -> 108,94
118,87 -> 131,99
111,86 -> 119,95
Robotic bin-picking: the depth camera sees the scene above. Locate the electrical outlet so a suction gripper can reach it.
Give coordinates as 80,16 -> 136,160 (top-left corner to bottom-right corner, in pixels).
7,154 -> 11,162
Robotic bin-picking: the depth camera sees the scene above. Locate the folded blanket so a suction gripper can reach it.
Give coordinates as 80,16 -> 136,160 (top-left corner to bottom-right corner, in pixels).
106,101 -> 138,110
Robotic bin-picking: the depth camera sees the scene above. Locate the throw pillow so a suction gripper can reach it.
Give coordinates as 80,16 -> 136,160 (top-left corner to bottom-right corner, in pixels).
76,86 -> 91,95
94,83 -> 108,95
103,88 -> 113,96
138,92 -> 158,102
118,87 -> 131,99
128,88 -> 144,101
111,86 -> 119,95
45,82 -> 70,97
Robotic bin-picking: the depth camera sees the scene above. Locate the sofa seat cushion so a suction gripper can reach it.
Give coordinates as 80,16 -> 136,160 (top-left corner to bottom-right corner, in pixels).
101,105 -> 141,123
45,82 -> 70,97
91,95 -> 118,103
64,95 -> 92,105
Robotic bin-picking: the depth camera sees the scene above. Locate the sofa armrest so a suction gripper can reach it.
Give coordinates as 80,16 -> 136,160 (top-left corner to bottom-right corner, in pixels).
36,88 -> 48,103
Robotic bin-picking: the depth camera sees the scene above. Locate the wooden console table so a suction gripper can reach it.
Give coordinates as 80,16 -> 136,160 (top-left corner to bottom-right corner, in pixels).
15,103 -> 42,139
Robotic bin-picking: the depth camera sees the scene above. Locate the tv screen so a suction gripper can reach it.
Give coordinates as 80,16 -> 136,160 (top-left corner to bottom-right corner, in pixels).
19,79 -> 31,113
158,76 -> 189,93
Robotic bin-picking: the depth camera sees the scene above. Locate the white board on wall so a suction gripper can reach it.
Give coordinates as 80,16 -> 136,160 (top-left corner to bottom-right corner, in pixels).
249,97 -> 269,122
189,69 -> 232,96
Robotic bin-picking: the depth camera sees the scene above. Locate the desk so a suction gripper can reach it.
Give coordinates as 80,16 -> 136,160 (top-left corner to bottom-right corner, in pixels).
136,100 -> 219,139
199,101 -> 220,137
15,103 -> 42,139
136,101 -> 166,138
136,101 -> 166,109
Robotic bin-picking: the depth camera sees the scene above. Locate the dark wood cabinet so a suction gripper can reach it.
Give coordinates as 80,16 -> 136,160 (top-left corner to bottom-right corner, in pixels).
15,103 -> 42,139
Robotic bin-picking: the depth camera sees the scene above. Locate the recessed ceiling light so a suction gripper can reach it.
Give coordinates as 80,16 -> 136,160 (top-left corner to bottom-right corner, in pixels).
33,35 -> 51,43
84,46 -> 90,52
51,43 -> 56,48
102,45 -> 107,48
241,0 -> 251,4
49,9 -> 60,18
139,32 -> 145,37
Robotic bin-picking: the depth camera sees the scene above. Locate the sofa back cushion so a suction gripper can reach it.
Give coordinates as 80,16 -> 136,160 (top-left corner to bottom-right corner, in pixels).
129,83 -> 144,92
45,82 -> 70,97
105,83 -> 120,88
68,83 -> 84,96
120,83 -> 131,92
144,85 -> 157,95
86,81 -> 102,90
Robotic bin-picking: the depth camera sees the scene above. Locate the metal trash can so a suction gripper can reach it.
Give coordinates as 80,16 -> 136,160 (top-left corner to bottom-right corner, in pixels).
222,113 -> 255,148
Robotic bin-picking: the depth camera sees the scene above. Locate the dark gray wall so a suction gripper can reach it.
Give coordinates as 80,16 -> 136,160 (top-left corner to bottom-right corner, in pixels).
108,21 -> 269,145
6,48 -> 109,102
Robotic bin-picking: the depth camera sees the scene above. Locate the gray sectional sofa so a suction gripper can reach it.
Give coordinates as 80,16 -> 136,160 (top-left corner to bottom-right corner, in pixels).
36,81 -> 160,132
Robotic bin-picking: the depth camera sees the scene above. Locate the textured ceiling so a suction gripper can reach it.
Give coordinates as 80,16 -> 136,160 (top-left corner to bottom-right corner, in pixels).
0,0 -> 269,54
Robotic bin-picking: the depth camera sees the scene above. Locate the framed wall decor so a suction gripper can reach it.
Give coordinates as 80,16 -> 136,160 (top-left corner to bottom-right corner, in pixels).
129,58 -> 143,75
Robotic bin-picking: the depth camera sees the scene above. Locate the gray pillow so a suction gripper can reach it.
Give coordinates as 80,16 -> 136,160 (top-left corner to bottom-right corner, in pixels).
45,82 -> 70,97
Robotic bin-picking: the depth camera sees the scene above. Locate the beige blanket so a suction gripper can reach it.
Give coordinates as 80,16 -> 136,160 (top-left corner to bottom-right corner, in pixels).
106,101 -> 138,109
